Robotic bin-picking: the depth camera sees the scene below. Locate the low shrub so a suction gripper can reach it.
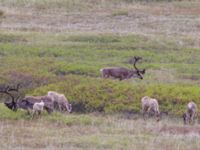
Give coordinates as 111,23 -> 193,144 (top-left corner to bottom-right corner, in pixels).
30,75 -> 200,116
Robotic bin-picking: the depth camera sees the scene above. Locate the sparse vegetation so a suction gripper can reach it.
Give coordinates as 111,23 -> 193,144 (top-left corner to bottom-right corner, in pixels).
0,103 -> 200,150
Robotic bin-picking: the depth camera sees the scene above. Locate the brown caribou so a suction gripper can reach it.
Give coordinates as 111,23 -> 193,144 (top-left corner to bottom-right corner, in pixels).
100,56 -> 145,80
0,84 -> 53,114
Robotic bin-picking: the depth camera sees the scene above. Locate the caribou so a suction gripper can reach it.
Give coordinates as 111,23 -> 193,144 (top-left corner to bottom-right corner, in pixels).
20,96 -> 54,114
0,84 -> 53,114
32,101 -> 45,119
47,91 -> 72,113
100,56 -> 145,80
183,101 -> 198,125
141,96 -> 160,121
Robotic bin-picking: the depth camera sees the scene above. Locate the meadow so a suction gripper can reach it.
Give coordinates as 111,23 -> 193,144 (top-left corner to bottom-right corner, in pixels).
0,0 -> 200,149
1,103 -> 200,150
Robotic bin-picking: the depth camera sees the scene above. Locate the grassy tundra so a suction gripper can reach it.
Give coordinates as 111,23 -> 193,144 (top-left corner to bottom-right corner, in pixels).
1,0 -> 200,149
1,104 -> 200,150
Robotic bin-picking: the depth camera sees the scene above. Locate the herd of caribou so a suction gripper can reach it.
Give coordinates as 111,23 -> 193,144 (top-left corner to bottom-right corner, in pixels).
0,57 -> 198,124
0,85 -> 72,118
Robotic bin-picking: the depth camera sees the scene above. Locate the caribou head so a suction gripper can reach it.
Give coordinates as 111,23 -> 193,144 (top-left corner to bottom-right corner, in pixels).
100,56 -> 145,80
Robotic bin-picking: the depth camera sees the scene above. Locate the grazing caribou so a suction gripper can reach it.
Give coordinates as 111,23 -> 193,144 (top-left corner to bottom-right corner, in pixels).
183,101 -> 198,125
47,91 -> 72,113
141,96 -> 160,121
100,56 -> 145,80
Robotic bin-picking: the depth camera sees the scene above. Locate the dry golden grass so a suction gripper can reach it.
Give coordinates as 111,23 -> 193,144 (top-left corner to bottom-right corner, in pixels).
0,114 -> 200,150
1,0 -> 200,47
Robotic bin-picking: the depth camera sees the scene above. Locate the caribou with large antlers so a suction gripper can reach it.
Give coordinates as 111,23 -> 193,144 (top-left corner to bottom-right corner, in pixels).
100,56 -> 145,80
0,84 -> 20,111
0,84 -> 53,114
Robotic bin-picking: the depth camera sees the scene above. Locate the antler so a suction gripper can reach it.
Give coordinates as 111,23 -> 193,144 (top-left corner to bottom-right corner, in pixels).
131,56 -> 146,79
0,84 -> 20,95
0,84 -> 20,102
133,56 -> 142,71
0,84 -> 21,111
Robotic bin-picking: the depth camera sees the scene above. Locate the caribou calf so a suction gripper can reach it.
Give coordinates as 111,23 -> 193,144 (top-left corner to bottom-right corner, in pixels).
183,101 -> 198,125
141,96 -> 160,121
32,101 -> 45,119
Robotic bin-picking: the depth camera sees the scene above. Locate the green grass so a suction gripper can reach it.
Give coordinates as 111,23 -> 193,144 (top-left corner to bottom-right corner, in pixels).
0,0 -> 200,114
29,75 -> 200,115
0,31 -> 200,115
0,103 -> 102,126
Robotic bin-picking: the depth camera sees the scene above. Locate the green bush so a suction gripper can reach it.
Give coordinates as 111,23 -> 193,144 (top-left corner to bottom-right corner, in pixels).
30,75 -> 200,116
